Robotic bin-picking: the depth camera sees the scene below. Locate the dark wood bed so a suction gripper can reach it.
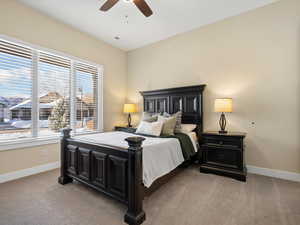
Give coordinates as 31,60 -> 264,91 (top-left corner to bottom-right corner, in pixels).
58,85 -> 206,225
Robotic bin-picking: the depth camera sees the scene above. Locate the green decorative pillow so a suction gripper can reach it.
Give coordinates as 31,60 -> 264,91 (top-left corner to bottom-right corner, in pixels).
158,115 -> 176,135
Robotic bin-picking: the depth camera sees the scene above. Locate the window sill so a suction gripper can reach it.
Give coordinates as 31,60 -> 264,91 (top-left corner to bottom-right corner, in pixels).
0,130 -> 104,152
0,136 -> 61,152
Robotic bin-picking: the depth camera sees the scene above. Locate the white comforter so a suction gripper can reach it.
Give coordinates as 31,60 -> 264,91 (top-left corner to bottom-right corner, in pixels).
73,131 -> 196,187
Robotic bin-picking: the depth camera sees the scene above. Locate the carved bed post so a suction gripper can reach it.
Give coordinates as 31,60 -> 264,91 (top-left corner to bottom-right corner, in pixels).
124,137 -> 146,225
58,128 -> 73,185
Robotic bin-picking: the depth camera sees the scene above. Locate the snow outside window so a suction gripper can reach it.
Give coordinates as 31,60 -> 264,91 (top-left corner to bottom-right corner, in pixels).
0,37 -> 103,143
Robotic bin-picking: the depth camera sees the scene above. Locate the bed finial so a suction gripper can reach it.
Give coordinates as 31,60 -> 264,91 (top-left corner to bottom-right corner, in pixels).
125,136 -> 145,148
124,136 -> 146,225
61,128 -> 72,139
58,127 -> 73,185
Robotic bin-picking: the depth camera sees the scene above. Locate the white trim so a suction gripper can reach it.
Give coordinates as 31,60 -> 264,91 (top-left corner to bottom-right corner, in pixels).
0,35 -> 104,146
70,60 -> 76,133
31,50 -> 39,137
247,165 -> 300,183
0,162 -> 299,184
0,137 -> 60,151
0,161 -> 60,183
0,35 -> 102,68
98,65 -> 104,132
0,130 -> 103,151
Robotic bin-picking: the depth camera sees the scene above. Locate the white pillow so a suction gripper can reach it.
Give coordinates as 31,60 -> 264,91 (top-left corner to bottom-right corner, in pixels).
136,121 -> 164,136
180,124 -> 197,133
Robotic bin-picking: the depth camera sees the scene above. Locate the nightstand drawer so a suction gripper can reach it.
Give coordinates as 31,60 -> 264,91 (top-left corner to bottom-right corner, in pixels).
202,145 -> 242,170
203,136 -> 242,149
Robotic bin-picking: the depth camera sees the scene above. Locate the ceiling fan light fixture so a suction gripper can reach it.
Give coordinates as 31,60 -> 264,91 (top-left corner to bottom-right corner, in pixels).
100,0 -> 153,17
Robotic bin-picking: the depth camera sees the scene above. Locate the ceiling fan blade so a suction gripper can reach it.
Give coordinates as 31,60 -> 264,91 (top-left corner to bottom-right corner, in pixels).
100,0 -> 119,11
133,0 -> 153,17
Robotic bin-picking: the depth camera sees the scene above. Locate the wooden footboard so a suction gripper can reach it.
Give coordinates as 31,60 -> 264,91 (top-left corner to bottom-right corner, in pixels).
58,128 -> 146,225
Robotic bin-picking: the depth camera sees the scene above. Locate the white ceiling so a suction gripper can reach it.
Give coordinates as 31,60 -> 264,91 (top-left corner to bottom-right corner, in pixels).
18,0 -> 277,51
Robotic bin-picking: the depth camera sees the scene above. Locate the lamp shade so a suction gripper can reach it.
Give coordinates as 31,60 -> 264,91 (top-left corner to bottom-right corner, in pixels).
123,103 -> 137,113
214,98 -> 233,113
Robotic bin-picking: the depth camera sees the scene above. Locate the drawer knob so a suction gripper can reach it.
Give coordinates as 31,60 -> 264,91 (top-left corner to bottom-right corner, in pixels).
219,141 -> 223,145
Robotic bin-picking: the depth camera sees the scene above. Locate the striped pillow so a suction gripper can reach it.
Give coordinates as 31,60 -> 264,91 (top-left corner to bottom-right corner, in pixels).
163,111 -> 182,133
158,115 -> 177,135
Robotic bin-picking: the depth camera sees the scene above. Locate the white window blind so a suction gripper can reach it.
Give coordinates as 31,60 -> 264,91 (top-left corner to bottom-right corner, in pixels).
75,62 -> 98,133
38,52 -> 71,137
0,36 -> 103,144
0,40 -> 33,141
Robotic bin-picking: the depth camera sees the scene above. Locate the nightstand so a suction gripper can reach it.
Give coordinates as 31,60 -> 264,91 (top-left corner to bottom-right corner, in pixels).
200,131 -> 247,182
114,126 -> 137,133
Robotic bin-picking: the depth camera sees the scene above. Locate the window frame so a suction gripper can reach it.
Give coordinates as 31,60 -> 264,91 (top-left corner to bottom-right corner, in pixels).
0,35 -> 104,151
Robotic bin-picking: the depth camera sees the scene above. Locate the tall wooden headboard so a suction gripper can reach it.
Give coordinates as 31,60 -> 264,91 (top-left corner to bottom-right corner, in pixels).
140,85 -> 206,136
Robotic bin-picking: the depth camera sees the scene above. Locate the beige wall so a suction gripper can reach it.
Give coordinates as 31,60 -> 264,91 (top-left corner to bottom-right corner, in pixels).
1,0 -> 299,175
0,0 -> 127,174
128,0 -> 300,173
0,144 -> 60,174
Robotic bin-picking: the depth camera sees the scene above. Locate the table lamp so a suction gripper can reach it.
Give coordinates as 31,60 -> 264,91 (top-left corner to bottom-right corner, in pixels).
214,98 -> 233,133
123,103 -> 137,127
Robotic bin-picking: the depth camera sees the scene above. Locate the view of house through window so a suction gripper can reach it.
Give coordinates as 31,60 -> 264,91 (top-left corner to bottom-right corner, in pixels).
0,40 -> 33,141
38,52 -> 71,137
0,38 -> 102,142
75,63 -> 98,133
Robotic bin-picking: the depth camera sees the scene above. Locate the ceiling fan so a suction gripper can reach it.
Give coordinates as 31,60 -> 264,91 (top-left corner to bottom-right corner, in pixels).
100,0 -> 153,17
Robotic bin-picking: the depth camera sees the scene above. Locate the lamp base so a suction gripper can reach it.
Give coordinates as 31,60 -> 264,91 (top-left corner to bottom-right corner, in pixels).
218,130 -> 228,134
219,113 -> 228,134
127,113 -> 132,127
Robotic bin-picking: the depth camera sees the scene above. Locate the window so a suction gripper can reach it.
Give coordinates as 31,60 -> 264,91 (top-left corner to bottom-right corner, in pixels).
0,37 -> 103,144
75,63 -> 99,133
0,40 -> 33,141
38,52 -> 71,138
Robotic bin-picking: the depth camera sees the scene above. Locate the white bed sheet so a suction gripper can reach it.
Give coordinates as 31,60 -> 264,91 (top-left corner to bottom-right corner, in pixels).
73,131 -> 197,187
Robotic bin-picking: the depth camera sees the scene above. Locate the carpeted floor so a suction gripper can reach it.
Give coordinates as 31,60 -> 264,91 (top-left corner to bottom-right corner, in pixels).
0,166 -> 299,225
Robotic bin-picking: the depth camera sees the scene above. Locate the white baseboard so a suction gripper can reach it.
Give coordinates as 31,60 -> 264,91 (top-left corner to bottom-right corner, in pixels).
1,162 -> 299,184
0,161 -> 60,184
247,165 -> 300,182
